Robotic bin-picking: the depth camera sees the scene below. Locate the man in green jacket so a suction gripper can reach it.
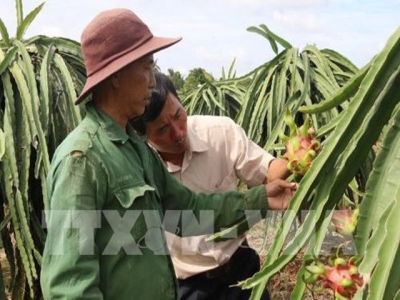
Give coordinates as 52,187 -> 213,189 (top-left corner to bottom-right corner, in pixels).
40,8 -> 297,300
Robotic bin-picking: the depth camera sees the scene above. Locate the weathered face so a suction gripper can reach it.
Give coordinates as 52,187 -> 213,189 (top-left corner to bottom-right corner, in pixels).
117,54 -> 156,119
145,93 -> 188,154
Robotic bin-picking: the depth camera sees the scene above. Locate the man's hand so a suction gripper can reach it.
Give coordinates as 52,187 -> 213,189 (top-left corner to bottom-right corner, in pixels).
266,178 -> 297,210
265,157 -> 291,183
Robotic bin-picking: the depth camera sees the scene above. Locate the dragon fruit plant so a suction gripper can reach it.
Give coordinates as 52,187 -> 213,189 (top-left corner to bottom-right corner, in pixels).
279,109 -> 321,181
303,256 -> 364,300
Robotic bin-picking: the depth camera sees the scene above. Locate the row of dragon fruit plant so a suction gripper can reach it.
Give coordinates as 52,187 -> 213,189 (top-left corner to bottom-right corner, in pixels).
0,1 -> 85,298
182,24 -> 400,300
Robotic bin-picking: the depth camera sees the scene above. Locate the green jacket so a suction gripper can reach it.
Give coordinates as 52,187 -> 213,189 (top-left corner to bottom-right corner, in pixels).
41,103 -> 268,299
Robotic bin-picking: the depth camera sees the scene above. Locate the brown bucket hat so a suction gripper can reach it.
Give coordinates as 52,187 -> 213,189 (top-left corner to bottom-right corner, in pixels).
75,8 -> 182,105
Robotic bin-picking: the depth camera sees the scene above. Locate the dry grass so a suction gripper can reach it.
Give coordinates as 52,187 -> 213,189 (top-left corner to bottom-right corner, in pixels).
0,248 -> 11,299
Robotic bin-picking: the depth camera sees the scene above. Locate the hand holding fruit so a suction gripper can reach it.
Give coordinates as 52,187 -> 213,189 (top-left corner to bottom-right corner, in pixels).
266,178 -> 298,210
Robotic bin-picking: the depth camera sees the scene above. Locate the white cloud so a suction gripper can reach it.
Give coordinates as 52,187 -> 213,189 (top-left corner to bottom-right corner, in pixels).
223,0 -> 324,6
268,0 -> 327,6
221,0 -> 265,6
191,45 -> 249,75
37,26 -> 62,38
152,21 -> 219,36
1,0 -> 397,76
225,0 -> 356,8
272,11 -> 321,31
195,46 -> 229,64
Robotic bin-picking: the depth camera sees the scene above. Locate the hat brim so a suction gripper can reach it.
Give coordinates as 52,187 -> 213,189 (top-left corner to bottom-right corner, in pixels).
75,36 -> 182,105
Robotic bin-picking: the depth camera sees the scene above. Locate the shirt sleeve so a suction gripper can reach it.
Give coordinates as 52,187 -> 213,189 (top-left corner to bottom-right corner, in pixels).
149,148 -> 269,236
226,118 -> 275,187
41,155 -> 106,300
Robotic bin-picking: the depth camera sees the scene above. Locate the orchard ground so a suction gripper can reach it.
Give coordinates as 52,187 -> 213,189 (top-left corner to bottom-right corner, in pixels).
1,213 -> 356,299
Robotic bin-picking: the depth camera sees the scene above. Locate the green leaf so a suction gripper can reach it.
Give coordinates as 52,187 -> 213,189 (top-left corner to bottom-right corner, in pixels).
2,72 -> 36,298
247,25 -> 279,54
299,65 -> 369,114
53,53 -> 82,124
15,0 -> 23,27
227,57 -> 236,79
0,46 -> 18,75
0,129 -> 5,160
243,26 -> 400,298
304,44 -> 339,89
16,2 -> 45,40
13,40 -> 51,172
290,210 -> 334,299
0,213 -> 11,231
205,219 -> 248,242
0,18 -> 10,46
321,48 -> 359,74
247,64 -> 278,142
1,69 -> 19,183
355,107 -> 400,252
383,247 -> 400,300
39,44 -> 56,134
236,51 -> 287,130
353,109 -> 400,300
259,24 -> 292,49
29,36 -> 84,62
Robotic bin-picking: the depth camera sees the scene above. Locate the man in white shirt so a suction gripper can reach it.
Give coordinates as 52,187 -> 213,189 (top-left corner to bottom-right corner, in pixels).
131,72 -> 291,300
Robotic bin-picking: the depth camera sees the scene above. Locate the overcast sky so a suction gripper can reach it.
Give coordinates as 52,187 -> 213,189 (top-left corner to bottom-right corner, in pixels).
1,0 -> 399,77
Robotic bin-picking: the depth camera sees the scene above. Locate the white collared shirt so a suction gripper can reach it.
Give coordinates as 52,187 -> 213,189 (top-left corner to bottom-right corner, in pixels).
163,115 -> 275,279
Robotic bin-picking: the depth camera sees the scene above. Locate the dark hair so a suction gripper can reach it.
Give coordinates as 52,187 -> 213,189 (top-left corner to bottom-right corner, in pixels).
131,72 -> 180,134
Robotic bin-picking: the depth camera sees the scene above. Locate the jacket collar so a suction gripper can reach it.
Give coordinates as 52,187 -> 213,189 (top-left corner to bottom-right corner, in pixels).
85,103 -> 144,144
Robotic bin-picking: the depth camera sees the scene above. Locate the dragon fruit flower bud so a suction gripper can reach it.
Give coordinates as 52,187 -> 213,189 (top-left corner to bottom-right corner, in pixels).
348,265 -> 359,276
308,127 -> 317,137
334,257 -> 347,267
306,265 -> 326,275
331,208 -> 359,236
280,109 -> 322,179
340,278 -> 355,288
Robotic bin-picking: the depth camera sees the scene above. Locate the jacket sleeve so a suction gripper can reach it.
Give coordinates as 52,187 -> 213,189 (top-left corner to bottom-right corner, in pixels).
41,155 -> 105,300
148,147 -> 268,236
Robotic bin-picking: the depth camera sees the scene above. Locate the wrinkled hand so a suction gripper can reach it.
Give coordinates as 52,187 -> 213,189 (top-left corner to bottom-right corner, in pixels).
266,178 -> 298,210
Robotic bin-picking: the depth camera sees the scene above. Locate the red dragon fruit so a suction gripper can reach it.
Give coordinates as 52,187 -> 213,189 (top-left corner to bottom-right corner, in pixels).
304,256 -> 364,300
331,207 -> 360,236
280,109 -> 321,180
